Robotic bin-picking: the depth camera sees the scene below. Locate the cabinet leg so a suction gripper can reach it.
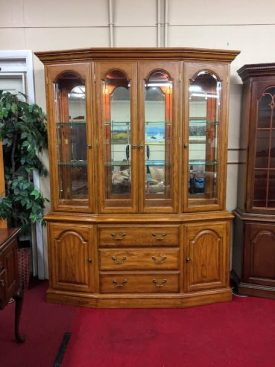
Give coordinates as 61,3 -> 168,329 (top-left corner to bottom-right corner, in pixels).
14,289 -> 25,343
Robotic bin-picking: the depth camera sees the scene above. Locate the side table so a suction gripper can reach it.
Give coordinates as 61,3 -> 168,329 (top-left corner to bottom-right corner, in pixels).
0,228 -> 25,343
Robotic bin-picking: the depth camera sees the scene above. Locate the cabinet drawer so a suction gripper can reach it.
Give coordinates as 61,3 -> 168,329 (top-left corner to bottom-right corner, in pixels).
99,248 -> 179,270
98,226 -> 179,247
100,273 -> 179,293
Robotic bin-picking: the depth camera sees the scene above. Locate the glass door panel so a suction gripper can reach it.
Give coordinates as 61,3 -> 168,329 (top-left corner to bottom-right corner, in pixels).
187,71 -> 221,208
96,62 -> 137,212
54,72 -> 89,206
103,72 -> 131,199
139,62 -> 179,212
144,71 -> 172,201
252,86 -> 275,209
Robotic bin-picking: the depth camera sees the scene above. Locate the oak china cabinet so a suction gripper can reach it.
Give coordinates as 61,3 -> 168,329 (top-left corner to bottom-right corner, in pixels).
233,63 -> 275,299
36,47 -> 239,308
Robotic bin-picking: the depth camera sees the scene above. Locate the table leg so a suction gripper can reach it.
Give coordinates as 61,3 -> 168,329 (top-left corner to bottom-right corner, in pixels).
14,289 -> 25,343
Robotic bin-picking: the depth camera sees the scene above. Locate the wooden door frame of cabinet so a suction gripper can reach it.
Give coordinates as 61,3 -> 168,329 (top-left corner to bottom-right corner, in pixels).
182,61 -> 230,212
45,63 -> 95,212
48,222 -> 97,292
137,60 -> 181,213
184,221 -> 230,292
95,61 -> 139,213
246,78 -> 275,213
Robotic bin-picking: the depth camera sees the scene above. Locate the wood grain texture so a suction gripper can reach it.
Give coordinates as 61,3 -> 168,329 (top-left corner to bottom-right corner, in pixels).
39,47 -> 237,308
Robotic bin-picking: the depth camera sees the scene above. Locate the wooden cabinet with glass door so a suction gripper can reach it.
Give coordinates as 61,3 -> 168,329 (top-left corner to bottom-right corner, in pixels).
36,47 -> 239,308
233,63 -> 275,298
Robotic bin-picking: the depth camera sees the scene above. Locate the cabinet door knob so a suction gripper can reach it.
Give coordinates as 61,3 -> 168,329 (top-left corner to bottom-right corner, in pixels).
87,258 -> 92,263
186,257 -> 191,262
87,144 -> 92,149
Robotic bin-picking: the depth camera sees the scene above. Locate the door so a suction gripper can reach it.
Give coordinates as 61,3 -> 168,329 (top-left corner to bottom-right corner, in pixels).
96,61 -> 138,213
247,80 -> 275,213
138,61 -> 180,213
183,62 -> 229,212
46,63 -> 95,212
243,222 -> 275,287
48,222 -> 96,293
184,221 -> 229,292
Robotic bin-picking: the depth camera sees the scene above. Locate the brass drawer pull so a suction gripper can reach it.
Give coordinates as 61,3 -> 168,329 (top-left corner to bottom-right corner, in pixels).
112,279 -> 128,288
152,255 -> 167,264
111,232 -> 126,240
152,232 -> 167,240
152,279 -> 167,288
111,256 -> 127,265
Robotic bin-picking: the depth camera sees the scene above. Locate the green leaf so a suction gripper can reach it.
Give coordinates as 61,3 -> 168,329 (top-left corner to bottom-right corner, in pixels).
0,90 -> 48,235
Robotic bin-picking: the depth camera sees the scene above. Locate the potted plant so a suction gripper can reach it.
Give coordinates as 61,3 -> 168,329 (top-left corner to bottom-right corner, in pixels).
0,90 -> 48,236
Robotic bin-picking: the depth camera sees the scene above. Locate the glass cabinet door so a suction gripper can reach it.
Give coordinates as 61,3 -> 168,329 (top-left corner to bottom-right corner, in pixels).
184,63 -> 228,211
139,62 -> 180,212
47,64 -> 94,211
249,84 -> 275,212
96,62 -> 138,212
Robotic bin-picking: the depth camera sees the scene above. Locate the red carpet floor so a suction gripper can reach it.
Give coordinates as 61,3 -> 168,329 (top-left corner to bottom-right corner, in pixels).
62,296 -> 275,367
0,280 -> 76,367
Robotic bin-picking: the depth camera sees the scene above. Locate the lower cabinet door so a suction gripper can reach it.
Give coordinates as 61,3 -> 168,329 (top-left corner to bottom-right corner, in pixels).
184,221 -> 229,292
243,222 -> 275,287
48,222 -> 96,293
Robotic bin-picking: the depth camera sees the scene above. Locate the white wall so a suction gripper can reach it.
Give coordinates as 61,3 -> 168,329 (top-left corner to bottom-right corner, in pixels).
1,0 -> 275,212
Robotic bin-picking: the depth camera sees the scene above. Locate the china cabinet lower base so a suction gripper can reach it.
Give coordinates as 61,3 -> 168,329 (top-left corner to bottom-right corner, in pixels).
237,283 -> 275,299
45,211 -> 233,309
233,209 -> 275,299
46,288 -> 232,308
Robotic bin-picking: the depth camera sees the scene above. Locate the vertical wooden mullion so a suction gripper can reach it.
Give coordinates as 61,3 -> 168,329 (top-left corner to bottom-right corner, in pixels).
86,62 -> 94,212
131,62 -> 139,213
137,61 -> 145,212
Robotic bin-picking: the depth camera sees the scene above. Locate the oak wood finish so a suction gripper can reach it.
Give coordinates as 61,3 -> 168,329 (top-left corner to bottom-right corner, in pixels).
36,47 -> 239,308
233,63 -> 275,298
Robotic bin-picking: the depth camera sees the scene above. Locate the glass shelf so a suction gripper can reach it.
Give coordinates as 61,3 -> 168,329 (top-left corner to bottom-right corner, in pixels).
58,160 -> 87,167
189,160 -> 218,166
105,160 -> 167,167
57,121 -> 86,126
189,119 -> 219,124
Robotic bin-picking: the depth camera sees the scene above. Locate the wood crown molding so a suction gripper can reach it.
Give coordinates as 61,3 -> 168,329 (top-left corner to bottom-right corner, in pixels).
35,47 -> 240,64
238,63 -> 275,81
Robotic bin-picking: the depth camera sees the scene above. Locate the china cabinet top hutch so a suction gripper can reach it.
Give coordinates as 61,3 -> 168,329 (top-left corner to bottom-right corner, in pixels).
36,47 -> 239,308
